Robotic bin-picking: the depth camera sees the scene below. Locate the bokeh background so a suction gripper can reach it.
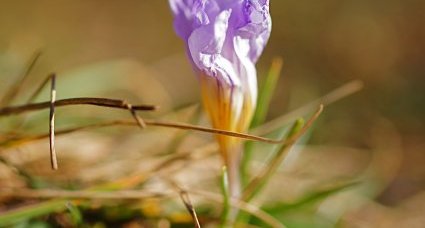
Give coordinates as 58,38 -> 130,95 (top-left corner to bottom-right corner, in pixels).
0,0 -> 424,227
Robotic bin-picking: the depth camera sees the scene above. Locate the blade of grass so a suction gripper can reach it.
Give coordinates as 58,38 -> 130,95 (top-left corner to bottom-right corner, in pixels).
252,80 -> 363,136
242,57 -> 284,186
237,118 -> 304,225
237,107 -> 320,225
27,73 -> 54,104
0,51 -> 42,107
243,104 -> 323,202
0,117 -> 308,149
265,181 -> 360,214
65,202 -> 83,226
0,156 -> 51,189
251,57 -> 284,128
242,118 -> 305,202
0,200 -> 66,227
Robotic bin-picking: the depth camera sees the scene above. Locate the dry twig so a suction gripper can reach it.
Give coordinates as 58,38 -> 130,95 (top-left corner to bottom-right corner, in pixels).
0,97 -> 156,116
49,74 -> 57,170
167,180 -> 201,228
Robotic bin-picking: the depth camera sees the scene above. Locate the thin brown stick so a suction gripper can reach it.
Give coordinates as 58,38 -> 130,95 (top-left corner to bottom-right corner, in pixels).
0,97 -> 157,116
165,179 -> 201,228
242,105 -> 324,200
49,74 -> 57,170
0,51 -> 42,107
180,191 -> 201,227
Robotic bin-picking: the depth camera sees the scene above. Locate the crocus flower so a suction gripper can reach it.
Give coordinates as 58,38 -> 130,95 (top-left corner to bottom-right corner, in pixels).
169,0 -> 272,197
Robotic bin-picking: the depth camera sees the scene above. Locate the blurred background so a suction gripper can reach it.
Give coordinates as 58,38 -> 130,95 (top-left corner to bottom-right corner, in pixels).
0,0 -> 424,227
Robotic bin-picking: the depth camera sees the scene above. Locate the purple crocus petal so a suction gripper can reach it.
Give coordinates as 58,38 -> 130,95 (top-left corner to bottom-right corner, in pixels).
168,0 -> 193,39
168,0 -> 220,40
188,9 -> 241,86
238,0 -> 271,62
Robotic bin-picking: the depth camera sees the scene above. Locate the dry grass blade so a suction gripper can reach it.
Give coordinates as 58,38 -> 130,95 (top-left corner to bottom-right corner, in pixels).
0,51 -> 42,107
0,97 -> 157,116
164,179 -> 201,227
243,105 -> 324,200
49,74 -> 57,170
180,191 -> 201,227
278,104 -> 324,146
0,157 -> 33,185
0,117 -> 317,149
145,120 -> 286,144
252,80 -> 363,136
0,188 -> 173,200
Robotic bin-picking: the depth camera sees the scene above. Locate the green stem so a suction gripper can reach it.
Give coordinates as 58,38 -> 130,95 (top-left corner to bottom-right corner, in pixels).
220,166 -> 231,228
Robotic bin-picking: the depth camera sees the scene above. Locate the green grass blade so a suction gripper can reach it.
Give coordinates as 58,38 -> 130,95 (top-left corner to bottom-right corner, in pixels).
266,181 -> 360,214
0,200 -> 67,227
242,57 -> 284,186
65,202 -> 83,226
220,166 -> 231,228
237,119 -> 304,225
251,57 -> 284,128
243,118 -> 305,202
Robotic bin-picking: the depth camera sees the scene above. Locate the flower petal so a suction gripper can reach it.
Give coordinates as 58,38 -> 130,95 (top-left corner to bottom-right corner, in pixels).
238,0 -> 272,62
188,9 -> 241,87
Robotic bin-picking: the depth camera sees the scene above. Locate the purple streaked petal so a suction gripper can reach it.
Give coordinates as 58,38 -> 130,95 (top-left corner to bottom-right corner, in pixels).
168,0 -> 193,39
188,9 -> 241,87
238,0 -> 271,62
